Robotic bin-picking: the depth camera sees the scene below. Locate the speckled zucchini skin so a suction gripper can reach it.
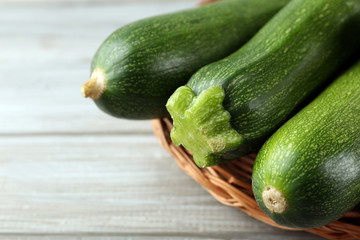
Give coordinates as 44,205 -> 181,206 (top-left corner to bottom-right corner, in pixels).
186,0 -> 360,156
252,61 -> 360,229
90,0 -> 289,119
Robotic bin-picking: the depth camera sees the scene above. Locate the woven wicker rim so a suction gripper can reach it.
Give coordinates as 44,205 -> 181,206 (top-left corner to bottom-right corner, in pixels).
152,118 -> 360,240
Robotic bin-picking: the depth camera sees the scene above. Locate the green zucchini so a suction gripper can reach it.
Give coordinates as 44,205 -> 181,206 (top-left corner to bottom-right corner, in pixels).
166,0 -> 360,167
81,0 -> 289,119
252,60 -> 360,229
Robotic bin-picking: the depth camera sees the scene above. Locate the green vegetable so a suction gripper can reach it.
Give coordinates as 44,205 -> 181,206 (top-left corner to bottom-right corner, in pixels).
252,60 -> 360,229
81,0 -> 289,119
167,0 -> 360,167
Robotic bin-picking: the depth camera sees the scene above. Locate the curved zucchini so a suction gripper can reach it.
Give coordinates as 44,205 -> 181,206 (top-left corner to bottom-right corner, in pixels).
252,61 -> 360,229
81,0 -> 289,119
166,0 -> 360,167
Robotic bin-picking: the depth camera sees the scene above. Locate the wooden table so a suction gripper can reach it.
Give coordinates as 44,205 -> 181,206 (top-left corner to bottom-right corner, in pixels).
1,1 -> 323,239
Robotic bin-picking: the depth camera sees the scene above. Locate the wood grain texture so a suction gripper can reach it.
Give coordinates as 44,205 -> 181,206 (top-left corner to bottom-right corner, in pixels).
0,135 -> 321,239
0,1 -> 323,239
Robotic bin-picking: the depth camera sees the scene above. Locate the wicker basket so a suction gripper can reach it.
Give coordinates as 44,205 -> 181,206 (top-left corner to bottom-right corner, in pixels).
152,118 -> 360,240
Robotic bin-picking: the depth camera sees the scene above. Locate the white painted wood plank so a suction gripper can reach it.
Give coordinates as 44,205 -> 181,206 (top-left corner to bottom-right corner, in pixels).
0,135 -> 322,239
0,2 -> 198,134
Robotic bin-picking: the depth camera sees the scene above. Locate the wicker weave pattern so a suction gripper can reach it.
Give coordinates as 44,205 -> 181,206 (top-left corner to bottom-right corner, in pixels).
152,118 -> 360,240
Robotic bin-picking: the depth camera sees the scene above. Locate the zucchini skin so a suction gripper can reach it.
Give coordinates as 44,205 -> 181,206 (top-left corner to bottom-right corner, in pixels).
252,61 -> 360,229
90,0 -> 289,119
182,0 -> 360,160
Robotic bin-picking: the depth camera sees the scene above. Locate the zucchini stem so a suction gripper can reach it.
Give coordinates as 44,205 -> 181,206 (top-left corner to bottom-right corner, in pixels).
166,85 -> 242,167
262,186 -> 287,214
81,68 -> 106,100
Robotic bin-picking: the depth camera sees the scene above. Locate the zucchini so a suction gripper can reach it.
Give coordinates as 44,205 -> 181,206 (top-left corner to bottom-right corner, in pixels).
252,61 -> 360,229
81,0 -> 289,119
166,0 -> 360,167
